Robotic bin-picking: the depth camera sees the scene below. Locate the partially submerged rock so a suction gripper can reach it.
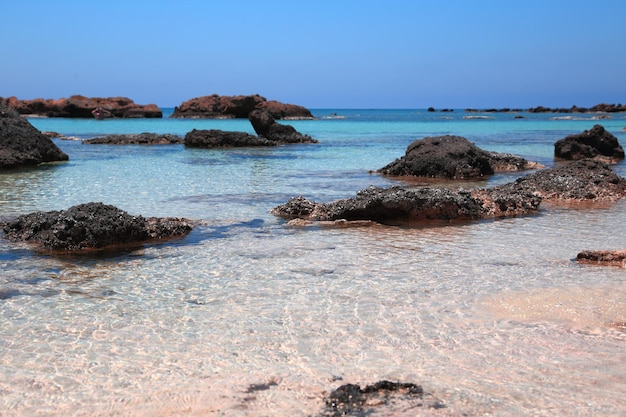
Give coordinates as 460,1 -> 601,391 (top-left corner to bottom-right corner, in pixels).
83,133 -> 183,145
271,185 -> 541,224
184,129 -> 275,148
2,202 -> 192,252
576,250 -> 626,268
493,159 -> 626,202
378,135 -> 539,179
319,380 -> 444,417
170,94 -> 314,119
273,159 -> 626,226
554,124 -> 624,163
248,109 -> 317,144
184,112 -> 317,148
0,102 -> 69,169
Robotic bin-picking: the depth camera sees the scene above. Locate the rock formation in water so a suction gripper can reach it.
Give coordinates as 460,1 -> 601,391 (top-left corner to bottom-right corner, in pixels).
184,110 -> 317,148
83,133 -> 183,145
170,94 -> 314,119
271,185 -> 542,224
273,159 -> 626,225
0,102 -> 69,169
248,109 -> 316,144
2,202 -> 192,252
576,250 -> 626,268
378,135 -> 540,179
318,380 -> 444,417
492,159 -> 626,202
184,129 -> 275,147
0,95 -> 162,118
554,124 -> 624,163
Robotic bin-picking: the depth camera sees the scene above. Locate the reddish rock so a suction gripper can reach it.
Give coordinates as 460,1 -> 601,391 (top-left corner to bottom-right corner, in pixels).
0,95 -> 162,118
576,250 -> 626,268
170,94 -> 314,119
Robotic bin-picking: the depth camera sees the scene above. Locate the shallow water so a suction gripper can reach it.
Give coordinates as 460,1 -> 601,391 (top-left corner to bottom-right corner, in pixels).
1,109 -> 626,416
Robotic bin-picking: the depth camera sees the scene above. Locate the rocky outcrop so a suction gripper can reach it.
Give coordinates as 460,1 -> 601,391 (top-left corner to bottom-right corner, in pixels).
83,133 -> 183,145
0,95 -> 162,118
248,109 -> 316,143
184,129 -> 275,147
170,94 -> 314,119
378,135 -> 539,179
576,250 -> 626,268
273,159 -> 626,226
554,124 -> 624,163
184,111 -> 317,148
2,202 -> 192,252
0,102 -> 69,169
271,185 -> 541,225
492,159 -> 626,202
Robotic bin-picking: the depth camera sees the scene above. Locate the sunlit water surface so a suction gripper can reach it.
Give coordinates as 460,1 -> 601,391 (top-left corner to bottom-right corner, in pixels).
1,109 -> 626,416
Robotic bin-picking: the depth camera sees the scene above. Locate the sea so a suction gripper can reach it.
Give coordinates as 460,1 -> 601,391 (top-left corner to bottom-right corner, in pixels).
1,108 -> 626,416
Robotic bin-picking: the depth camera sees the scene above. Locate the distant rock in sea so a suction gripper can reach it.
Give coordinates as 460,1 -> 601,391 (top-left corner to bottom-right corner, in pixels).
0,95 -> 162,118
170,94 -> 314,119
378,135 -> 540,180
554,124 -> 624,163
0,102 -> 69,169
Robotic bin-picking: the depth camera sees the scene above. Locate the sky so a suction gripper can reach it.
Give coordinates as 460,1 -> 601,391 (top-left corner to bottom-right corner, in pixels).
1,0 -> 625,109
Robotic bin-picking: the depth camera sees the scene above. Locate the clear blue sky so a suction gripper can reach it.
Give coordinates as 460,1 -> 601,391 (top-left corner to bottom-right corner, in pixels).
2,0 -> 625,109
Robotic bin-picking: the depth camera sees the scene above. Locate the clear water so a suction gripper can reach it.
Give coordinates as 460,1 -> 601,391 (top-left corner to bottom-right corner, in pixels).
1,109 -> 626,416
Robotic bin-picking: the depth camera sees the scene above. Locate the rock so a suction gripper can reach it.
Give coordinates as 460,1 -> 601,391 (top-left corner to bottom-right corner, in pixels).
248,109 -> 317,144
273,158 -> 625,226
170,94 -> 314,119
184,129 -> 275,148
318,380 -> 444,417
271,185 -> 541,224
83,133 -> 183,145
554,124 -> 624,163
0,102 -> 69,169
493,159 -> 626,202
0,95 -> 162,118
378,135 -> 539,179
2,202 -> 192,252
576,250 -> 626,268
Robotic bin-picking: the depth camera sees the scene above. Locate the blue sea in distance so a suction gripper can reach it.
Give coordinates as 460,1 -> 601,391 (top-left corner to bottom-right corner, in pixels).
1,108 -> 626,416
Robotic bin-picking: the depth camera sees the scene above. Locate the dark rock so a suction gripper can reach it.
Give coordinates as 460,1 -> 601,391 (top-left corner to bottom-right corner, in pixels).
271,185 -> 541,225
170,94 -> 314,119
248,109 -> 317,144
319,380 -> 444,417
0,102 -> 69,169
83,133 -> 183,145
378,135 -> 539,179
493,159 -> 626,202
273,159 -> 626,225
184,129 -> 275,148
576,250 -> 626,268
2,202 -> 192,252
554,124 -> 624,163
0,95 -> 162,118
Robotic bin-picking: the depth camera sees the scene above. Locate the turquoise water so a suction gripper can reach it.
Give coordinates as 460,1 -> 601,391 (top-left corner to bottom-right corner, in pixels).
1,110 -> 626,416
